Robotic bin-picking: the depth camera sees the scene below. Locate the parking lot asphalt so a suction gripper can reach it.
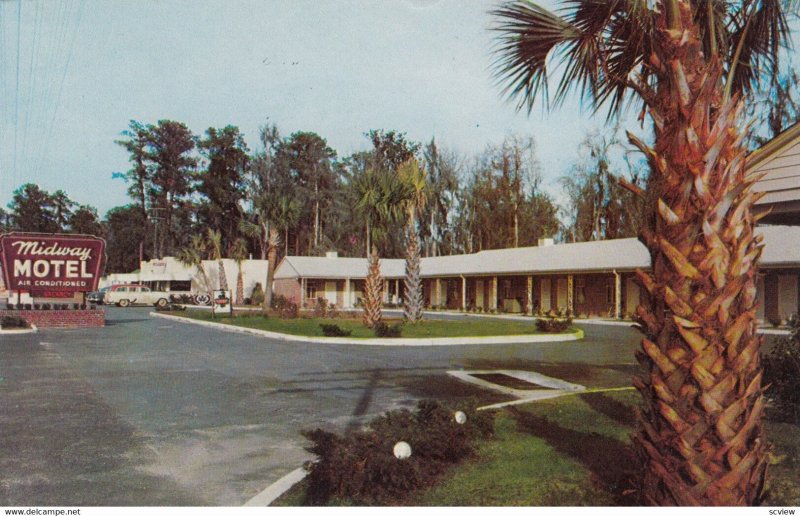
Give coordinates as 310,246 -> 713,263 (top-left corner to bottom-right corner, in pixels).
1,306 -> 647,506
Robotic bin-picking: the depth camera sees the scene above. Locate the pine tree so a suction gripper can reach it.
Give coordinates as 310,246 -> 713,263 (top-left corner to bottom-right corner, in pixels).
403,224 -> 424,323
362,247 -> 383,328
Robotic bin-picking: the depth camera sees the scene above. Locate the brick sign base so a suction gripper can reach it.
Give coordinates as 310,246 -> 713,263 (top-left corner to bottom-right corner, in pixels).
0,309 -> 105,328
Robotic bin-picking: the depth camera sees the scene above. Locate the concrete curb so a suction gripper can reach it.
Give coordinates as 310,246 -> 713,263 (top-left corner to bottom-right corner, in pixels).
150,312 -> 584,346
243,467 -> 307,507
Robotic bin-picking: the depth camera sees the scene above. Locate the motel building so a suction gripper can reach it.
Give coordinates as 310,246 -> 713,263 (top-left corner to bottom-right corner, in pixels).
273,123 -> 800,325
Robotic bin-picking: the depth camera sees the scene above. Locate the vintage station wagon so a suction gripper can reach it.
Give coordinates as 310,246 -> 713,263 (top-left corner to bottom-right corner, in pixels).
104,283 -> 170,307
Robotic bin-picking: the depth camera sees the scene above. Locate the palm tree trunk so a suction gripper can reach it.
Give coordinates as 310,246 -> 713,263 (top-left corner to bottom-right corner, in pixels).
365,221 -> 371,258
264,227 -> 280,310
403,222 -> 423,323
362,248 -> 382,328
218,259 -> 228,292
631,2 -> 767,505
236,267 -> 244,305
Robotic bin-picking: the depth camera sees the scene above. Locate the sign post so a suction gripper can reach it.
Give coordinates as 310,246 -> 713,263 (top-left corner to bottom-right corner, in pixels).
212,289 -> 232,316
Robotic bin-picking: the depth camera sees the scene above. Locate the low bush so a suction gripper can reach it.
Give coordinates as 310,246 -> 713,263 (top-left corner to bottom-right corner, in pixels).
373,321 -> 403,338
319,323 -> 352,337
1,315 -> 30,329
272,295 -> 300,319
764,315 -> 800,423
302,400 -> 494,506
535,314 -> 572,333
155,303 -> 186,312
313,298 -> 338,319
250,283 -> 265,306
170,293 -> 195,304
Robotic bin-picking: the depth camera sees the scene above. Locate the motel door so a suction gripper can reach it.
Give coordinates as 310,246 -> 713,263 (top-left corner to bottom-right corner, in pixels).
540,278 -> 551,311
556,278 -> 568,310
324,281 -> 337,305
626,277 -> 640,317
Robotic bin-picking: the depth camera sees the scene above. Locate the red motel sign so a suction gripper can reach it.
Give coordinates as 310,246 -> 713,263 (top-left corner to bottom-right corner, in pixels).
0,233 -> 106,294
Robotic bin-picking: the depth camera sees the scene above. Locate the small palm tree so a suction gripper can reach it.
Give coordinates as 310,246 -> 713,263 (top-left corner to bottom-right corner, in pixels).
491,0 -> 798,506
176,234 -> 213,307
207,228 -> 228,293
229,238 -> 249,305
265,227 -> 281,310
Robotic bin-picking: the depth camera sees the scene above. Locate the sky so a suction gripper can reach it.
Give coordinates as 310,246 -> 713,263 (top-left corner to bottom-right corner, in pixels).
0,0 -> 743,217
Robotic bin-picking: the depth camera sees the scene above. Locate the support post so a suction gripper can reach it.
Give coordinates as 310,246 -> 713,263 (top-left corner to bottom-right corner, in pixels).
614,270 -> 622,319
461,275 -> 467,311
567,274 -> 574,315
491,276 -> 498,311
395,278 -> 400,303
345,277 -> 352,308
435,278 -> 442,307
527,276 -> 533,315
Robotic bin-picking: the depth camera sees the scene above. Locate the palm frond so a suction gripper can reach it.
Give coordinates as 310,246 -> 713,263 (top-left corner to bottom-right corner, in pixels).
725,0 -> 791,99
491,0 -> 652,117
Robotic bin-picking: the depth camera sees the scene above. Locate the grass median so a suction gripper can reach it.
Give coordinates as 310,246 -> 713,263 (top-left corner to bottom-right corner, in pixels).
163,310 -> 582,339
274,389 -> 800,506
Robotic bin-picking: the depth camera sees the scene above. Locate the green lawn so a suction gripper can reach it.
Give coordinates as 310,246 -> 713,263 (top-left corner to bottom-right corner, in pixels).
167,310 -> 582,339
274,390 -> 800,506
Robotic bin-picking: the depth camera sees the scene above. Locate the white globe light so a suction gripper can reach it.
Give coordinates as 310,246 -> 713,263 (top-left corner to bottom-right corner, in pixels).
393,441 -> 412,459
454,411 -> 467,425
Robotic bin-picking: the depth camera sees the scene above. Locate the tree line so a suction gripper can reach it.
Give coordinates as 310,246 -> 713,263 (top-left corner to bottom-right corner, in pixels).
0,121 -> 645,273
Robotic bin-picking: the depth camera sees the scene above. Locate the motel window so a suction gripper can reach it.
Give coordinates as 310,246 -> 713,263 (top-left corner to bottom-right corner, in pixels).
503,280 -> 512,298
170,281 -> 191,292
306,284 -> 317,300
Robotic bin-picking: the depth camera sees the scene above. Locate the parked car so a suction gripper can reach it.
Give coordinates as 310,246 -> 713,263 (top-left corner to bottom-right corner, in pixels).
105,284 -> 170,307
87,287 -> 110,305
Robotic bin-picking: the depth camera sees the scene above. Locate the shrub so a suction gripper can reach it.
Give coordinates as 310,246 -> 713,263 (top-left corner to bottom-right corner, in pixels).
155,303 -> 186,312
302,400 -> 494,506
535,314 -> 573,333
250,283 -> 265,306
313,298 -> 331,318
319,323 -> 352,337
763,315 -> 800,423
373,321 -> 403,338
170,293 -> 194,304
1,315 -> 30,329
271,294 -> 299,319
41,303 -> 51,310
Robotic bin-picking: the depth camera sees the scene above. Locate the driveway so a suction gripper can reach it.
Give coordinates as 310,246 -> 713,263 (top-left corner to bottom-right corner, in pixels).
1,306 -> 645,506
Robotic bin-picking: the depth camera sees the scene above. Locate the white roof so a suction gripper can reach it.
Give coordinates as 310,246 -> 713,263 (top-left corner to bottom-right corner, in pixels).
420,238 -> 651,277
274,256 -> 405,280
272,225 -> 800,280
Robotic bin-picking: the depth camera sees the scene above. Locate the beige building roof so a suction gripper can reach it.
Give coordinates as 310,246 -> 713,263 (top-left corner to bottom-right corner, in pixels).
274,255 -> 405,280
273,225 -> 800,281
